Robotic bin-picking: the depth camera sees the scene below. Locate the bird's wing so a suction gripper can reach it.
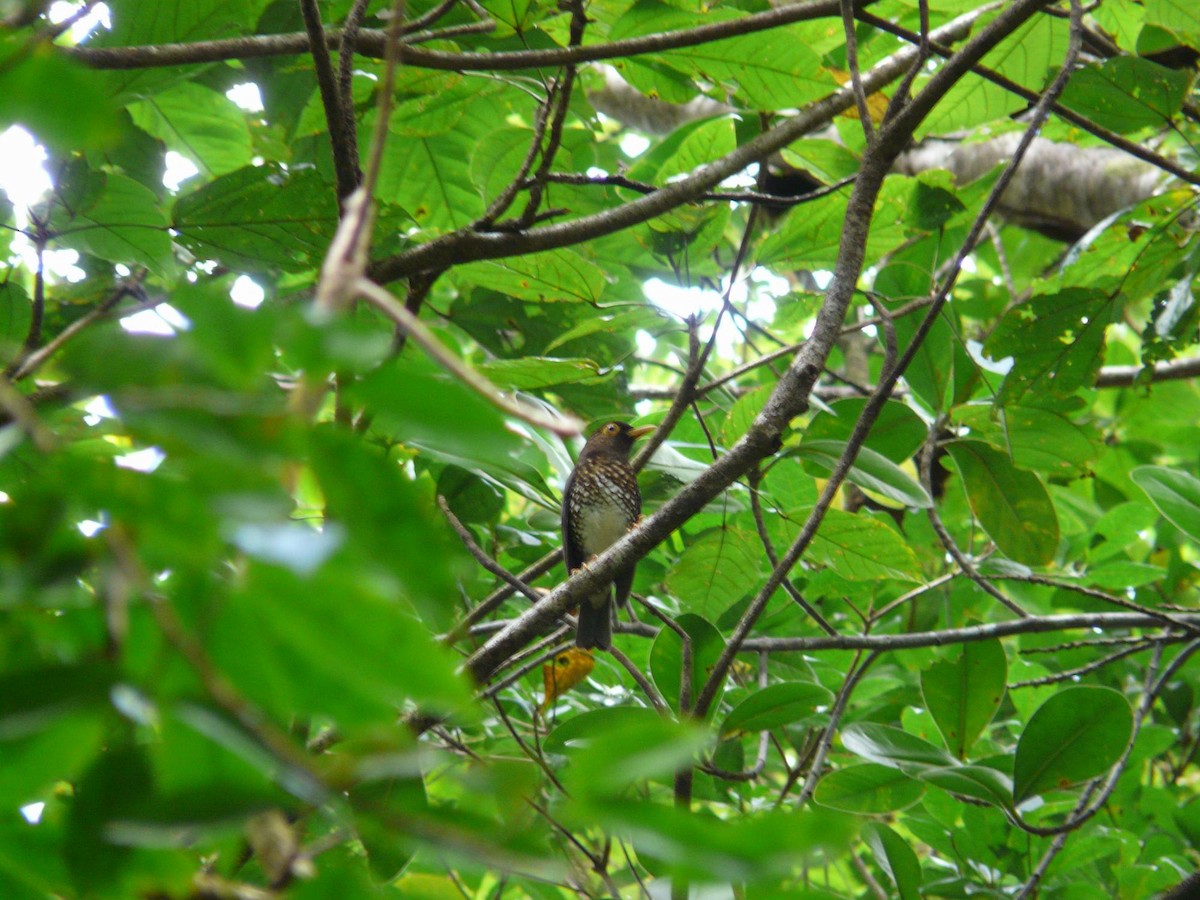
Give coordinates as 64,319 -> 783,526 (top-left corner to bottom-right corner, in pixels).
560,469 -> 586,571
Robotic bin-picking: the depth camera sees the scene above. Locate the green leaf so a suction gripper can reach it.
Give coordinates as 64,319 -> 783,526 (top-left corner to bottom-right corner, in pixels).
55,173 -> 173,275
209,563 -> 473,729
0,41 -> 118,154
475,356 -> 602,390
665,529 -> 762,620
64,745 -> 154,894
558,711 -> 711,799
577,797 -> 855,885
803,399 -> 926,463
648,613 -> 725,716
918,764 -> 1013,808
374,131 -> 485,232
658,26 -> 832,110
0,281 -> 31,362
349,355 -> 524,465
985,288 -> 1118,403
456,249 -> 608,305
1059,58 -> 1190,134
921,640 -> 1007,759
0,712 -> 107,809
865,822 -> 923,900
173,165 -> 340,273
91,0 -> 252,100
719,682 -> 833,738
953,403 -> 1098,477
945,440 -> 1060,566
759,189 -> 849,270
813,764 -> 924,814
840,723 -> 958,771
128,82 -> 253,177
543,706 -> 664,755
807,509 -> 922,582
0,664 -> 114,741
1131,465 -> 1200,542
796,439 -> 932,508
1012,686 -> 1133,804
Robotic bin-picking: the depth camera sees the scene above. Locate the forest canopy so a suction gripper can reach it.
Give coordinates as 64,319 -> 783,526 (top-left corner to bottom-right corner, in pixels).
1,0 -> 1200,897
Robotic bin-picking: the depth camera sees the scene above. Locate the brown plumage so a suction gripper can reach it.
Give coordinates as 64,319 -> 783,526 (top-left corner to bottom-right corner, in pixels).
561,422 -> 654,649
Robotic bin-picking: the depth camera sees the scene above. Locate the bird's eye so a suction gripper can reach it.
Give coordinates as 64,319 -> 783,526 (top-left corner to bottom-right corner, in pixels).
605,423 -> 618,434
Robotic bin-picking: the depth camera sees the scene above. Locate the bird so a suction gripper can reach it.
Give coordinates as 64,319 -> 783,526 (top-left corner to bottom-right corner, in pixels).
561,421 -> 654,650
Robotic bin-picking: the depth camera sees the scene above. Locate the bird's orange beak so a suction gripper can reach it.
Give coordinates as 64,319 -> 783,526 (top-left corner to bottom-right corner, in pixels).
629,425 -> 656,439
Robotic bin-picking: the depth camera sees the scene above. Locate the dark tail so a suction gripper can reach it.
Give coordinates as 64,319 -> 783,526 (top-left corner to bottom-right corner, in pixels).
575,597 -> 612,650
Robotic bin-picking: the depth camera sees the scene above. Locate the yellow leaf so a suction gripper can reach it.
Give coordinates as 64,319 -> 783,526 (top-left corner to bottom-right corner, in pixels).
540,647 -> 595,712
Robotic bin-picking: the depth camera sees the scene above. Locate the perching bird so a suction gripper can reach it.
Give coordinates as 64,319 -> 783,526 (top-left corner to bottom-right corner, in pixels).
561,421 -> 654,650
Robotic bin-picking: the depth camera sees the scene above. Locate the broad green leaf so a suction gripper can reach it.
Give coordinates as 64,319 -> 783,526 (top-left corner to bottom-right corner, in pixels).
719,682 -> 833,738
456,249 -> 608,305
986,288 -> 1118,403
1059,58 -> 1191,134
55,173 -> 173,275
374,131 -> 485,232
0,41 -> 118,154
814,764 -> 924,814
173,165 -> 341,273
1145,0 -> 1200,35
113,706 -> 300,832
543,706 -> 664,754
656,116 -> 736,180
918,14 -> 1068,134
307,429 -> 468,630
841,723 -> 958,771
0,281 -> 31,361
807,508 -> 922,582
476,356 -> 602,390
209,562 -> 473,729
648,613 -> 725,717
1012,686 -> 1133,804
722,386 -> 769,447
665,530 -> 762,620
803,399 -> 926,463
945,440 -> 1060,566
348,355 -> 524,468
865,822 -> 922,900
0,664 -> 114,744
91,0 -> 252,100
659,27 -> 832,110
759,189 -> 850,269
953,403 -> 1098,476
64,745 -> 155,894
1131,465 -> 1200,542
918,764 -> 1013,807
921,640 -> 1007,759
0,711 -> 106,809
1086,560 -> 1166,590
577,797 -> 855,885
557,712 -> 710,798
128,82 -> 252,177
388,74 -> 496,138
796,439 -> 932,508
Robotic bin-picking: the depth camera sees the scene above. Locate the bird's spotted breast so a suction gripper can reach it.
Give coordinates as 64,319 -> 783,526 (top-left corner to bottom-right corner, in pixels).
567,457 -> 640,557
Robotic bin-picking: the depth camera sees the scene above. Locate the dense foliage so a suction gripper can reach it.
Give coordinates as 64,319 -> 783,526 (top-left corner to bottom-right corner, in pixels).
2,0 -> 1199,897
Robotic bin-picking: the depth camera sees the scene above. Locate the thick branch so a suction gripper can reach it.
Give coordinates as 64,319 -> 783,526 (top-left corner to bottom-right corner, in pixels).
72,0 -> 847,71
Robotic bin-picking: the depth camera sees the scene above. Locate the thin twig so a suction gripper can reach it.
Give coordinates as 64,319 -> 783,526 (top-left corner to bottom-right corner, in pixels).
355,278 -> 582,436
438,496 -> 543,605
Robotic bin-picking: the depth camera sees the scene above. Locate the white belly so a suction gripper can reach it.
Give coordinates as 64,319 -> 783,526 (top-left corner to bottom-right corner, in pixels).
576,499 -> 631,556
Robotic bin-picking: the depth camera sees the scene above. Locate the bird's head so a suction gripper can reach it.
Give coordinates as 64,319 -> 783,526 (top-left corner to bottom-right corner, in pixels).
580,421 -> 655,459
